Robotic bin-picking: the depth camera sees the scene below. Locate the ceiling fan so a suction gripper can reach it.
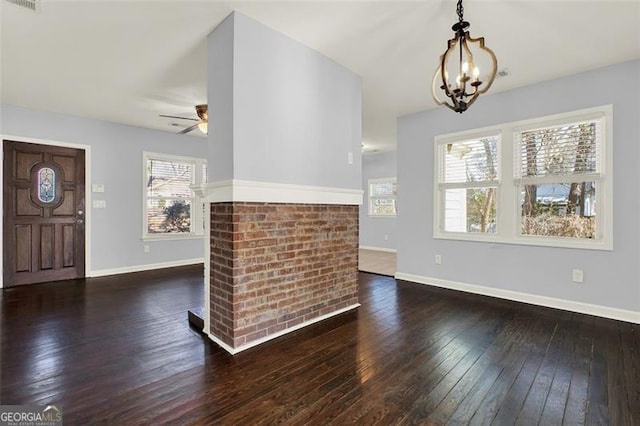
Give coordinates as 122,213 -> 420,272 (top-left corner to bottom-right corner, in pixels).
160,104 -> 208,135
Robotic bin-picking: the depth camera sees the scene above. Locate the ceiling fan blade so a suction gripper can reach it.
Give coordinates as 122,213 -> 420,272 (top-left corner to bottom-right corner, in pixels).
178,123 -> 200,135
159,114 -> 199,122
195,104 -> 208,121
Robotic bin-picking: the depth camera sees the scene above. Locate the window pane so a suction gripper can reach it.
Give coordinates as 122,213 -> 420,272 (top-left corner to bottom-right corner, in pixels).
518,121 -> 599,178
444,187 -> 496,233
371,181 -> 396,197
369,178 -> 397,216
441,136 -> 498,184
372,198 -> 396,216
37,167 -> 56,203
147,199 -> 191,234
147,159 -> 193,198
520,182 -> 596,238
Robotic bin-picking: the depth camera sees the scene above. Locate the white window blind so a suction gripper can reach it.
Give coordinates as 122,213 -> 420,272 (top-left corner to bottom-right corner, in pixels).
202,163 -> 209,184
439,137 -> 499,185
516,119 -> 601,180
371,180 -> 395,197
147,159 -> 193,199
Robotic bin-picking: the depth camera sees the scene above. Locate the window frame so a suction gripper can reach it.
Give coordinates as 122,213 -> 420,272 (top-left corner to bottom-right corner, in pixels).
142,151 -> 207,241
434,130 -> 502,240
433,105 -> 613,251
368,177 -> 397,218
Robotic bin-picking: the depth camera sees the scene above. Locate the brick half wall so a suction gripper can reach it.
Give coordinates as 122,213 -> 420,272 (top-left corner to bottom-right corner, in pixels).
209,202 -> 359,349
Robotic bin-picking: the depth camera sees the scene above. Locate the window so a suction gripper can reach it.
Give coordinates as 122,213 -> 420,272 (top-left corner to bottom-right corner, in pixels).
516,118 -> 601,240
434,105 -> 612,250
37,167 -> 56,203
368,177 -> 397,217
437,135 -> 499,233
143,152 -> 207,239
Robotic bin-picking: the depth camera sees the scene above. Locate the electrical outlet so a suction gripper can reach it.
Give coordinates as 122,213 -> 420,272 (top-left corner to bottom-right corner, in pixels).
572,269 -> 583,283
347,152 -> 354,164
144,245 -> 151,254
384,234 -> 389,241
435,255 -> 442,265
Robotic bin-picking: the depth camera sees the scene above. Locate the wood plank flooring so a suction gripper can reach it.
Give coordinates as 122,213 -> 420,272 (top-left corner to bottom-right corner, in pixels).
1,266 -> 639,425
358,249 -> 396,276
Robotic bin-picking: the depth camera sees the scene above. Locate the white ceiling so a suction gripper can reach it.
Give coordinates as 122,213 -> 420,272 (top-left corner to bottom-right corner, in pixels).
2,1 -> 639,153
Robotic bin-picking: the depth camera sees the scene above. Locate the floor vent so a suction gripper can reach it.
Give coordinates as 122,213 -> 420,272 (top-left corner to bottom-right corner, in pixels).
5,0 -> 38,12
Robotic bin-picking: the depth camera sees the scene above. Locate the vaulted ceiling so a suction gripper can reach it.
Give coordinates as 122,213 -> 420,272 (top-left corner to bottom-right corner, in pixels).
2,1 -> 639,153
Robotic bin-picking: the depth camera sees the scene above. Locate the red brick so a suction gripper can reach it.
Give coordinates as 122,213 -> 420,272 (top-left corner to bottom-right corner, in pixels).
276,251 -> 295,261
235,324 -> 257,337
286,317 -> 305,329
267,323 -> 288,335
245,329 -> 268,342
209,202 -> 358,350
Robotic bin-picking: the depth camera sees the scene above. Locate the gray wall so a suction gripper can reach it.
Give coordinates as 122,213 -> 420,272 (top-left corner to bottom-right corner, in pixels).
360,151 -> 397,250
1,104 -> 207,276
397,60 -> 640,312
207,13 -> 235,183
208,12 -> 362,189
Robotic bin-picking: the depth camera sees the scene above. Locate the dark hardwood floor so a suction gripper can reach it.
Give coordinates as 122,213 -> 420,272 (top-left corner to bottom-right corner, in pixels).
1,266 -> 639,425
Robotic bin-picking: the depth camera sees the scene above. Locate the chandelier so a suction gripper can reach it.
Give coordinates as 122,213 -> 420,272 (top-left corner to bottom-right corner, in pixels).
432,0 -> 497,113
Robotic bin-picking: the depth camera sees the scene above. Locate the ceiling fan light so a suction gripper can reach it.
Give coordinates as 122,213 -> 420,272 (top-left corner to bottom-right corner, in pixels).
198,121 -> 208,134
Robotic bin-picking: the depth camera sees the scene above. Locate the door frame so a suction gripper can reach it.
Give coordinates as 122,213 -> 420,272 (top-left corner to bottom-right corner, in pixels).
1,134 -> 92,288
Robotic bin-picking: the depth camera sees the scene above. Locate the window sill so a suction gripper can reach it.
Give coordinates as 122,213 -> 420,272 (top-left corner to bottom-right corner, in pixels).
142,233 -> 205,242
433,232 -> 612,251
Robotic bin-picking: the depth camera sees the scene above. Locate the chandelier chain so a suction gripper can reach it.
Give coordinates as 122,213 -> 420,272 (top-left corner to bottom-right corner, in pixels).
456,0 -> 464,23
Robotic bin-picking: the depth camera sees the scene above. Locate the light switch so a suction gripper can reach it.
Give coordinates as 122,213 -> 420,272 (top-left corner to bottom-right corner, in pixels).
347,152 -> 354,165
93,200 -> 107,209
572,269 -> 584,283
92,184 -> 105,193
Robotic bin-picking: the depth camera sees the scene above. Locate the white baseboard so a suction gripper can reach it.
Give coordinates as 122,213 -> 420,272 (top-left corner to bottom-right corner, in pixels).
359,245 -> 397,253
205,333 -> 237,355
395,272 -> 640,325
90,258 -> 204,278
206,303 -> 361,355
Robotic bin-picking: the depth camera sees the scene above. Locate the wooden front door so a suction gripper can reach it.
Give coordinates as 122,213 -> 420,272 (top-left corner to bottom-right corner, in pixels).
3,140 -> 86,286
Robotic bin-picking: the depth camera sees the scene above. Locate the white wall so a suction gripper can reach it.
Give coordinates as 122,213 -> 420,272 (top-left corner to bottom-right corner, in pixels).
1,104 -> 207,280
397,60 -> 640,317
207,13 -> 235,183
360,151 -> 397,251
208,12 -> 362,190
